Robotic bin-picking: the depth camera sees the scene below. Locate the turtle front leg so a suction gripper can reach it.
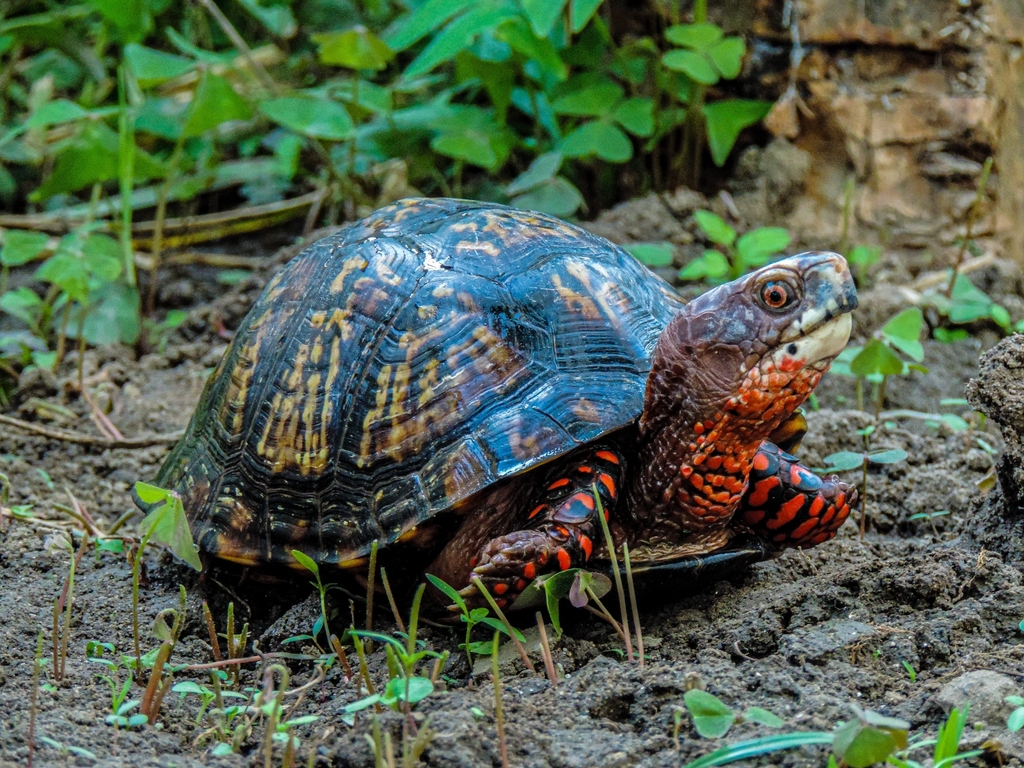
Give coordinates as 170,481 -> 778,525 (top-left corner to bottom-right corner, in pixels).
739,441 -> 858,547
460,448 -> 625,609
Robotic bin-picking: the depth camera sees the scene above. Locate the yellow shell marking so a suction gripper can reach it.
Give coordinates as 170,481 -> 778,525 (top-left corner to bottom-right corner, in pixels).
551,273 -> 601,320
359,364 -> 393,464
330,256 -> 370,294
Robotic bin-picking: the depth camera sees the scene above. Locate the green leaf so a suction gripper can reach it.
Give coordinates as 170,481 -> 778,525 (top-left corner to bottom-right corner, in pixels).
665,23 -> 723,52
505,151 -> 562,195
560,120 -> 632,162
1008,708 -> 1024,732
124,44 -> 193,88
291,549 -> 319,577
135,483 -> 202,571
260,96 -> 354,141
934,704 -> 968,761
849,338 -> 905,378
743,707 -> 784,728
661,49 -> 718,84
79,282 -> 140,345
511,177 -> 583,217
426,573 -> 467,614
571,0 -> 604,32
521,0 -> 568,37
626,242 -> 674,268
551,81 -> 623,117
679,732 -> 834,768
36,251 -> 88,301
880,307 -> 924,361
612,98 -> 654,137
25,99 -> 89,129
1,230 -> 49,266
684,689 -> 735,739
866,449 -> 907,465
182,72 -> 253,138
990,303 -> 1012,329
679,250 -> 730,281
707,36 -> 745,79
382,676 -> 434,706
431,131 -> 498,169
235,0 -> 297,38
694,210 -> 736,246
702,99 -> 772,166
314,28 -> 394,70
832,721 -> 897,768
82,234 -> 122,281
87,0 -> 152,42
385,0 -> 475,51
736,227 -> 790,267
403,3 -> 520,78
822,451 -> 866,472
847,245 -> 880,267
0,288 -> 44,328
495,18 -> 567,81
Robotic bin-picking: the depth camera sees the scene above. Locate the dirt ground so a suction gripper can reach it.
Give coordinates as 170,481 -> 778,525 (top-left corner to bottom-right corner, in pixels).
2,206 -> 1024,768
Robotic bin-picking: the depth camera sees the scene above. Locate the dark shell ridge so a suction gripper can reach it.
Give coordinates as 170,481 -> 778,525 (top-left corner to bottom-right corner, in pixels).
157,198 -> 685,566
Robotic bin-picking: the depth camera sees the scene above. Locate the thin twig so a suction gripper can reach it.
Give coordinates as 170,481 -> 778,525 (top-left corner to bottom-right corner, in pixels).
28,630 -> 43,768
380,568 -> 406,634
365,540 -> 378,646
0,413 -> 182,447
79,386 -> 124,440
536,612 -> 558,687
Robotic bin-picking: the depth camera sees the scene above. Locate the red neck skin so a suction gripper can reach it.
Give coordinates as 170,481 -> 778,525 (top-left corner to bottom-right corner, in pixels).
623,316 -> 824,547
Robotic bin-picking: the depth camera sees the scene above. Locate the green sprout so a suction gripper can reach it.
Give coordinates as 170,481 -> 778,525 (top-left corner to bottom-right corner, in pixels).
426,574 -> 525,669
680,211 -> 790,282
681,689 -> 784,739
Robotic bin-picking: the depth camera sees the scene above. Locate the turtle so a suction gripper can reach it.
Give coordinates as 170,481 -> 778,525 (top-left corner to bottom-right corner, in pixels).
149,197 -> 859,610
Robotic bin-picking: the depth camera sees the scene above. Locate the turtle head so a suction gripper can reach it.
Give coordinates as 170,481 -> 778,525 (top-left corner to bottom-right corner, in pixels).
643,252 -> 857,439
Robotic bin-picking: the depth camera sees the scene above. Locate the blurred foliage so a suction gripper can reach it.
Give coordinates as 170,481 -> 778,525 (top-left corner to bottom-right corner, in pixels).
0,0 -> 772,392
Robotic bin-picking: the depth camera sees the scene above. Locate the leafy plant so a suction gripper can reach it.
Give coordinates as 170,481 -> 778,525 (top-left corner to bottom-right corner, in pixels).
426,573 -> 525,668
829,307 -> 927,414
681,689 -> 784,739
679,210 -> 790,282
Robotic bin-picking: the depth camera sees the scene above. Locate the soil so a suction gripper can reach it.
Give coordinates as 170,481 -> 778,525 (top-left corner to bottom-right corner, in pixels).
2,204 -> 1024,768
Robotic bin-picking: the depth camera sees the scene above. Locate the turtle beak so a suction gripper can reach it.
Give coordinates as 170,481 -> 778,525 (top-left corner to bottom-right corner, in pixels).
776,252 -> 858,365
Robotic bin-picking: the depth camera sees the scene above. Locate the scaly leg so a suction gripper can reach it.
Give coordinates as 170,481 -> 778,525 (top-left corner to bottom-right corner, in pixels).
461,448 -> 625,608
739,441 -> 857,547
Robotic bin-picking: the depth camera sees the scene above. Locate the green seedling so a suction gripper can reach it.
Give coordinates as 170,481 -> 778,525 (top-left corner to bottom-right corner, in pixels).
172,679 -> 248,723
924,271 -> 1024,341
901,661 -> 917,682
36,738 -> 98,762
909,510 -> 950,536
510,567 -> 612,639
847,245 -> 882,286
345,585 -> 448,714
818,435 -> 908,536
426,574 -> 525,668
626,242 -> 675,269
829,307 -> 926,414
831,705 -> 910,768
888,705 -> 980,768
680,211 -> 790,282
131,483 -> 201,677
290,549 -> 351,654
100,672 -> 147,729
681,689 -> 784,739
1008,696 -> 1024,731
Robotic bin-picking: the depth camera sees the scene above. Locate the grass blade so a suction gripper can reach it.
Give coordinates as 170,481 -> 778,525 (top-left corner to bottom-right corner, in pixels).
681,732 -> 833,768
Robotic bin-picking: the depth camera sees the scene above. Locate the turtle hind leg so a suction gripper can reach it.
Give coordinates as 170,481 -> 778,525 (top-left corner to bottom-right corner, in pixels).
459,447 -> 625,609
739,441 -> 858,548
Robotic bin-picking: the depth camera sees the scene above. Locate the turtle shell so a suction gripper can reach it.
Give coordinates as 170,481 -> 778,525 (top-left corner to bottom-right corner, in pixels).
157,198 -> 685,567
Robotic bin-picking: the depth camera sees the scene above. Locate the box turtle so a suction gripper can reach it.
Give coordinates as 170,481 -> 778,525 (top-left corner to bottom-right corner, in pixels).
151,197 -> 859,609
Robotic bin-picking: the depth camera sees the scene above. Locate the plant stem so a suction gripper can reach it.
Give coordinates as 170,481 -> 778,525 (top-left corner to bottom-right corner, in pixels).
365,539 -> 378,650
132,531 -> 152,679
536,612 -> 558,687
28,629 -> 43,768
491,630 -> 509,768
475,582 -> 535,672
594,490 -> 633,661
859,459 -> 868,538
945,157 -> 993,297
623,543 -> 644,667
380,568 -> 406,634
203,601 -> 222,661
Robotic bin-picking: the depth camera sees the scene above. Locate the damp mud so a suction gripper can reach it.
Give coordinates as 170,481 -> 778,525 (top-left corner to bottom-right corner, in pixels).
1,217 -> 1023,768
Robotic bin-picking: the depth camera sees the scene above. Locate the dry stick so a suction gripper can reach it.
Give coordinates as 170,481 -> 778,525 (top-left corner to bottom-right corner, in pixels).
379,567 -> 406,634
79,386 -> 124,441
28,629 -> 43,768
622,543 -> 644,668
196,0 -> 280,95
0,413 -> 182,447
593,490 -> 633,661
491,630 -> 510,768
328,634 -> 354,679
475,582 -> 535,672
535,612 -> 557,687
203,601 -> 223,661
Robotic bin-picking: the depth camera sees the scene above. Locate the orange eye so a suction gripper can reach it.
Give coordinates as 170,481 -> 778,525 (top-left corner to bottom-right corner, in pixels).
760,281 -> 791,310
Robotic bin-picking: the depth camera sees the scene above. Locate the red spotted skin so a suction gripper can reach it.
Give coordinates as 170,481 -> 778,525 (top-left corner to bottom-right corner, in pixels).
740,442 -> 856,547
462,449 -> 622,608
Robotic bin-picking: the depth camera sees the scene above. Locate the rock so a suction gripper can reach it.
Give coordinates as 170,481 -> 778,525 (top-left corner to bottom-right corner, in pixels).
935,670 -> 1018,726
12,366 -> 58,406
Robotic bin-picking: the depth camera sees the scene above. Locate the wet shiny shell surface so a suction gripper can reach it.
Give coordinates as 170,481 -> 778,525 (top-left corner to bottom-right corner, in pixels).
158,198 -> 685,567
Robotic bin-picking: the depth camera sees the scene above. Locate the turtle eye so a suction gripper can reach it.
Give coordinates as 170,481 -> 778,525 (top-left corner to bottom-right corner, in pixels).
759,280 -> 794,311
